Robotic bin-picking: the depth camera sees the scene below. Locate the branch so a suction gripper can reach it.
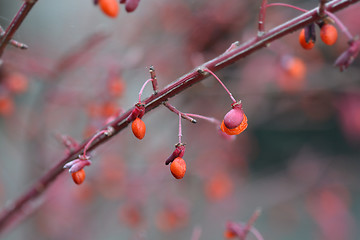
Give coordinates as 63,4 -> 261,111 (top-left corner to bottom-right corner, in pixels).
0,0 -> 38,58
0,0 -> 358,234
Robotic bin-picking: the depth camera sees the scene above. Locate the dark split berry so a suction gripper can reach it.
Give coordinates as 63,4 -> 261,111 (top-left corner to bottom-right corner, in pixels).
165,143 -> 186,165
299,24 -> 316,50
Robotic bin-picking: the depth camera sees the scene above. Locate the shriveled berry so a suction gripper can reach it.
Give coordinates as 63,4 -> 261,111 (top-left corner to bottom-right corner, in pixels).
320,24 -> 338,46
221,114 -> 248,135
99,0 -> 119,18
299,28 -> 315,50
125,0 -> 140,12
132,117 -> 146,139
170,157 -> 186,179
72,169 -> 86,185
224,107 -> 244,129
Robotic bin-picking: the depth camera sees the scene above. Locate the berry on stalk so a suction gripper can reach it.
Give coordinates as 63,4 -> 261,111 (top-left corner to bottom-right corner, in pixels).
170,157 -> 186,179
320,24 -> 338,45
72,169 -> 86,185
132,117 -> 146,139
99,0 -> 119,18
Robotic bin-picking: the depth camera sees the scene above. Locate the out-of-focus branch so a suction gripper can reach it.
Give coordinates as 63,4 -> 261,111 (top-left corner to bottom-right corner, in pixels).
0,0 -> 358,235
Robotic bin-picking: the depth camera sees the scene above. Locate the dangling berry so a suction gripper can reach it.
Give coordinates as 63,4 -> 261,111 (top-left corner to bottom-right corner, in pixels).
299,28 -> 315,50
125,0 -> 140,13
132,117 -> 146,139
320,24 -> 338,46
170,157 -> 186,179
72,169 -> 86,185
99,0 -> 119,18
221,113 -> 248,135
223,103 -> 244,129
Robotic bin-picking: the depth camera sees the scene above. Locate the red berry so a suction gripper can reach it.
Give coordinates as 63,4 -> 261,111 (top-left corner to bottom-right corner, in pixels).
99,0 -> 119,18
125,0 -> 140,12
224,107 -> 243,129
320,24 -> 338,46
170,157 -> 186,179
72,169 -> 86,185
299,28 -> 315,50
221,113 -> 248,135
131,117 -> 146,139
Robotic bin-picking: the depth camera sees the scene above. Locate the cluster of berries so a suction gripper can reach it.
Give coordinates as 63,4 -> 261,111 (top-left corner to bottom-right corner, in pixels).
65,67 -> 249,184
94,0 -> 140,18
0,68 -> 29,117
299,22 -> 338,50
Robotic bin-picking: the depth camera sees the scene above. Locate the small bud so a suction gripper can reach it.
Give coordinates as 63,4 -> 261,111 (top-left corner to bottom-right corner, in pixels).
127,104 -> 145,122
334,40 -> 360,71
64,158 -> 92,173
165,143 -> 186,165
170,157 -> 186,179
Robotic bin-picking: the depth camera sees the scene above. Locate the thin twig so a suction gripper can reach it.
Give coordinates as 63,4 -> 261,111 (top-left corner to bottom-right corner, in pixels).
325,10 -> 353,39
186,113 -> 220,125
0,0 -> 357,234
0,26 -> 28,49
149,66 -> 158,93
178,113 -> 182,143
319,0 -> 328,17
138,78 -> 153,103
0,0 -> 38,58
258,0 -> 268,37
266,3 -> 308,12
241,208 -> 262,239
201,68 -> 237,103
163,102 -> 197,123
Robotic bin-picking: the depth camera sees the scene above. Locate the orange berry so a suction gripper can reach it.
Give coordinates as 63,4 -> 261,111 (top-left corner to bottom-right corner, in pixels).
299,28 -> 315,50
320,24 -> 338,45
224,229 -> 237,239
170,157 -> 186,179
101,101 -> 118,118
99,0 -> 119,18
284,57 -> 306,80
108,77 -> 125,97
0,96 -> 14,117
5,72 -> 28,94
220,114 -> 248,135
72,169 -> 86,185
205,173 -> 233,201
131,117 -> 146,139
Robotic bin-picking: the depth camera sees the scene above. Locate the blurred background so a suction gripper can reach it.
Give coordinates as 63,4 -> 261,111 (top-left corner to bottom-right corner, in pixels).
0,0 -> 360,239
